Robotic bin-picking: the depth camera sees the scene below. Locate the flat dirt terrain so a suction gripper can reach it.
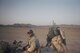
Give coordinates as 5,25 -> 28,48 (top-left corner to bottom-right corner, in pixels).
0,26 -> 80,53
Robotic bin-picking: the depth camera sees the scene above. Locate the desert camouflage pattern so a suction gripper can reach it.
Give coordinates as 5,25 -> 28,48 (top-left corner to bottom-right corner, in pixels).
51,35 -> 64,53
27,35 -> 41,53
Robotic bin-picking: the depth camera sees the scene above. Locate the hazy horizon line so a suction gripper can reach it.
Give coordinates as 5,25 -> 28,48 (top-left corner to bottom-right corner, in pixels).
0,23 -> 80,26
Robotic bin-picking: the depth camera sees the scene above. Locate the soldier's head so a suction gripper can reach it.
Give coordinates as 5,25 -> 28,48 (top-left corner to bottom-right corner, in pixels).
13,40 -> 17,44
27,29 -> 34,37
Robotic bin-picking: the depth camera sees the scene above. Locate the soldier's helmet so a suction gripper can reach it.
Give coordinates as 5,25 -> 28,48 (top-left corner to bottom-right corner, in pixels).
27,30 -> 33,34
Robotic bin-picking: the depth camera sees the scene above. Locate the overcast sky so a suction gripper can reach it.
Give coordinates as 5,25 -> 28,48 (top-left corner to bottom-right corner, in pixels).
0,0 -> 80,25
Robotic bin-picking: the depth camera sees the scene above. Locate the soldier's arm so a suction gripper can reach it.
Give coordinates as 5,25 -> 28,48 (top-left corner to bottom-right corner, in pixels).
25,42 -> 30,49
60,30 -> 67,45
60,30 -> 66,39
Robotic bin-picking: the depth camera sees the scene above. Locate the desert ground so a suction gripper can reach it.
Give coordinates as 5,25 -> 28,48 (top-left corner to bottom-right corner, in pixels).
0,25 -> 80,53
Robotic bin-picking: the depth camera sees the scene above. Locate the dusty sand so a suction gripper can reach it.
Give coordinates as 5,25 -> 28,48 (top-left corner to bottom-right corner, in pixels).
0,26 -> 80,53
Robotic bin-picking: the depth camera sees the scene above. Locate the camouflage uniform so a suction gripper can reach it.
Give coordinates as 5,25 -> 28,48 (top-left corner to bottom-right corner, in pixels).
51,35 -> 64,53
46,26 -> 65,53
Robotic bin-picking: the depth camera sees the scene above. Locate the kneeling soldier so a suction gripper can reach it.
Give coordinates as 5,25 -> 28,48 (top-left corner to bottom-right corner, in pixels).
27,30 -> 41,53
